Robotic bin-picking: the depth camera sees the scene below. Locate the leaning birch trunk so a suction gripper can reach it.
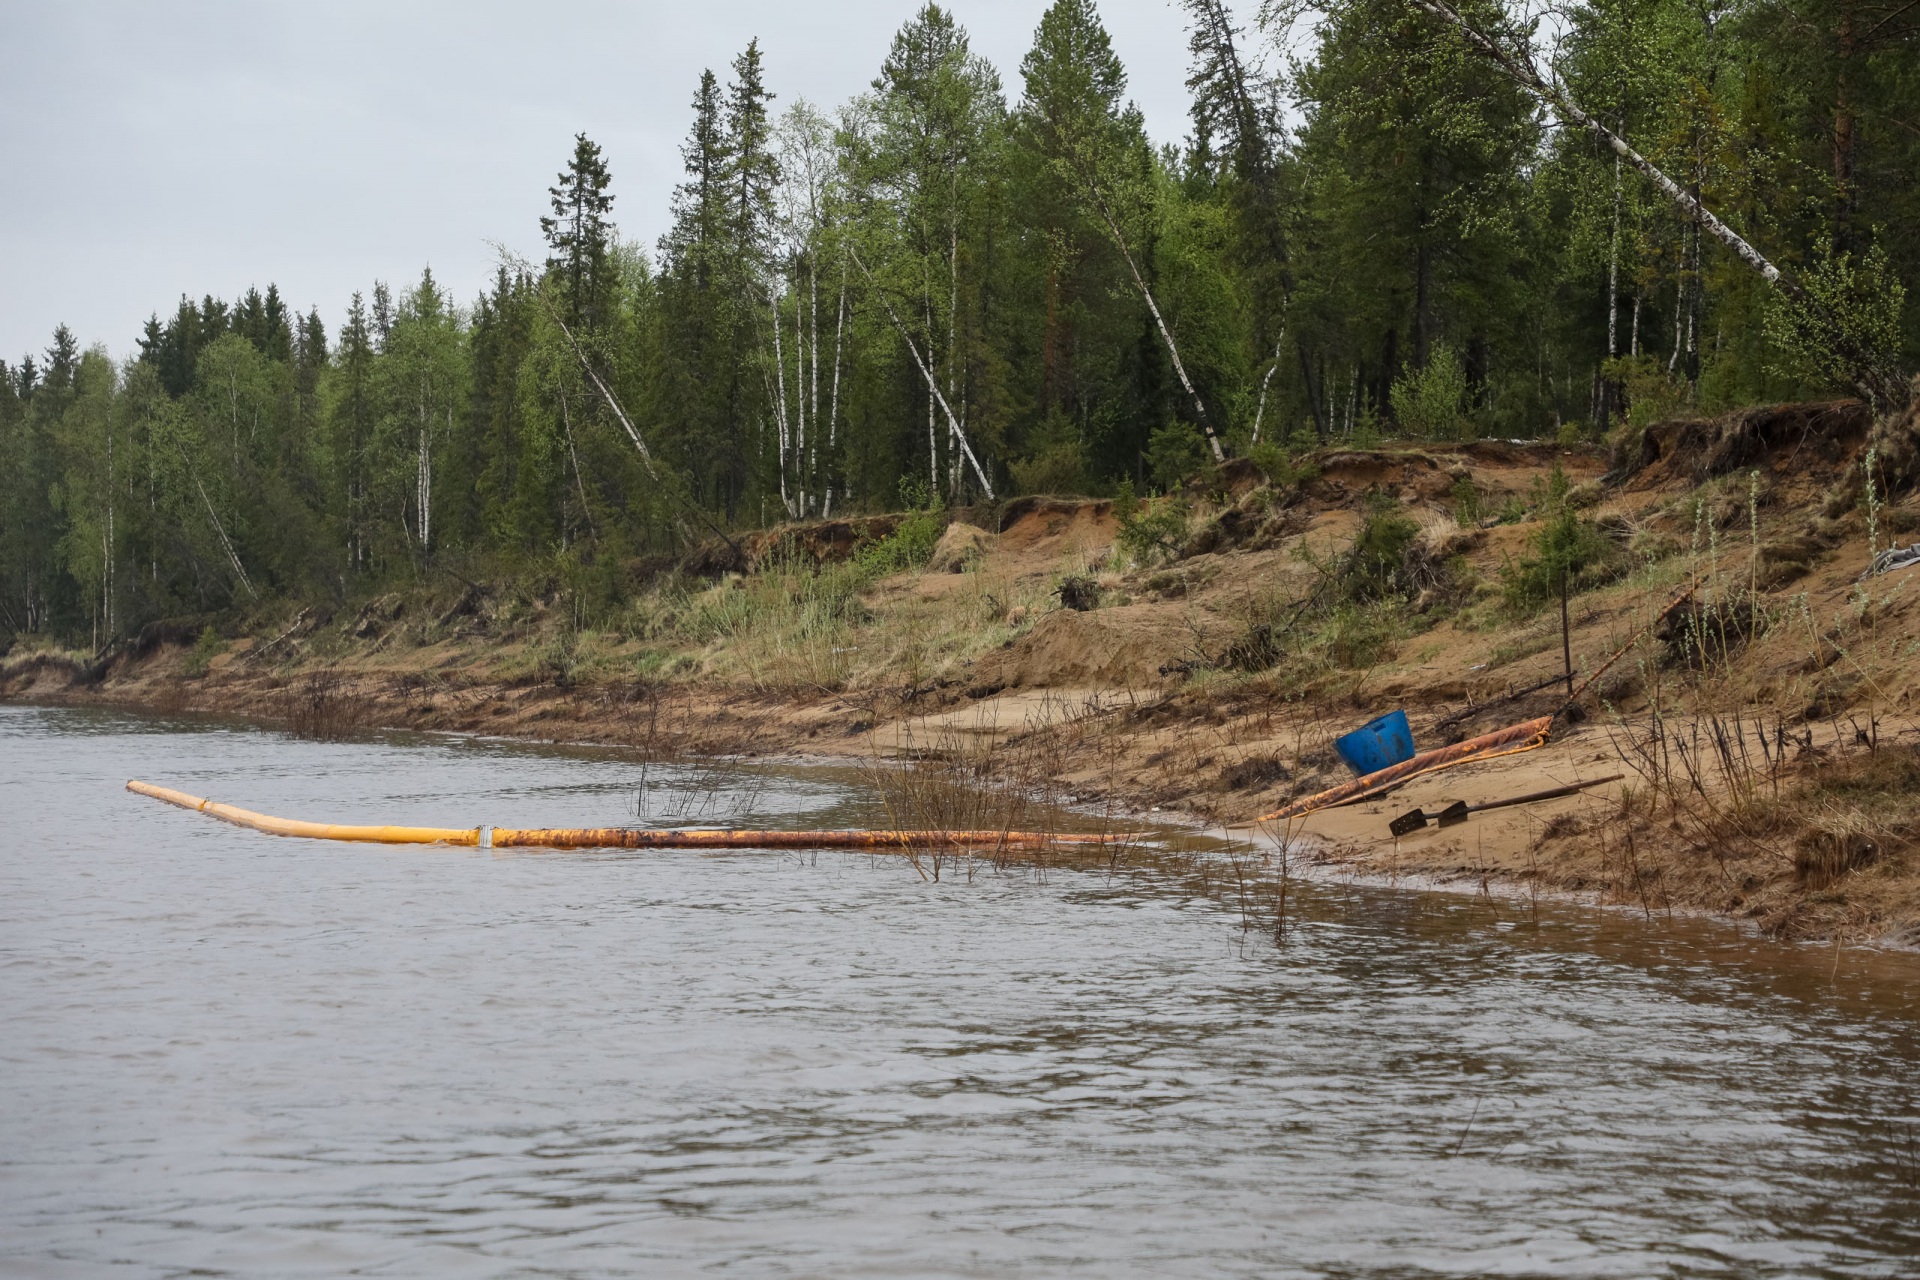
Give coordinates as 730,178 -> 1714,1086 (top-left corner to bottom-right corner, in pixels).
1082,184 -> 1226,462
557,396 -> 597,542
1250,329 -> 1286,445
499,249 -> 744,558
769,287 -> 795,519
1410,0 -> 1781,284
1411,0 -> 1906,414
184,461 -> 256,600
848,245 -> 995,500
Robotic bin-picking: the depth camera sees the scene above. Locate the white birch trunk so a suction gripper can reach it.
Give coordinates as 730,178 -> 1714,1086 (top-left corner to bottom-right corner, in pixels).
808,257 -> 820,516
948,197 -> 962,498
824,258 -> 848,518
849,245 -> 995,500
1083,189 -> 1226,462
416,381 -> 432,551
791,289 -> 805,516
1607,153 -> 1622,359
1670,278 -> 1684,374
1249,330 -> 1286,444
770,288 -> 795,519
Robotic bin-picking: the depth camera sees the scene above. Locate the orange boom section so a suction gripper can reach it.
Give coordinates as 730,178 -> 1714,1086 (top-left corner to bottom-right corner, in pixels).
125,780 -> 1135,851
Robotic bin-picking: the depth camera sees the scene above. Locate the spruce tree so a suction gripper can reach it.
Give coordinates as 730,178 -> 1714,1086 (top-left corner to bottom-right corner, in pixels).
263,284 -> 293,362
43,325 -> 79,396
372,282 -> 394,352
330,292 -> 377,570
725,42 -> 778,267
1182,0 -> 1299,429
665,71 -> 730,291
659,70 -> 735,511
541,132 -> 617,330
714,41 -> 780,519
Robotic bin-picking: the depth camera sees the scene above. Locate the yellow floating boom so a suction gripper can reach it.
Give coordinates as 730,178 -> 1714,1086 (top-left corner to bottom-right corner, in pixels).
125,780 -> 1135,852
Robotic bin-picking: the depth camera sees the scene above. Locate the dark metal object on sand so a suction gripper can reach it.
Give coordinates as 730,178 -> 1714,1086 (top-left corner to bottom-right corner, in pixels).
1388,773 -> 1623,838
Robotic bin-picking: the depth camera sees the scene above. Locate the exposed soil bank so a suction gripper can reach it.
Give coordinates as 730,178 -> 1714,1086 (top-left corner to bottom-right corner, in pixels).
11,401 -> 1920,949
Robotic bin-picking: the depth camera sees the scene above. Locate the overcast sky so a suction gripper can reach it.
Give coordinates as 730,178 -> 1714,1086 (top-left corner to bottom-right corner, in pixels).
0,0 -> 1250,366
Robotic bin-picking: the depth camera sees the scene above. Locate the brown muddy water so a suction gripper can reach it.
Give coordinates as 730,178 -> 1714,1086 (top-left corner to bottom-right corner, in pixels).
2,704 -> 1918,1279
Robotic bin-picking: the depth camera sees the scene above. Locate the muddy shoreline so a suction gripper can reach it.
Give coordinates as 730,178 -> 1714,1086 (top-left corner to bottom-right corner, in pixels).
13,648 -> 1918,955
9,419 -> 1920,949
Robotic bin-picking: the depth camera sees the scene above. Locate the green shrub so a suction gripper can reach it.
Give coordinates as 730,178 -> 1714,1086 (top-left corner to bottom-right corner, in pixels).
1245,441 -> 1320,488
1501,464 -> 1618,611
534,625 -> 581,687
1010,442 -> 1086,495
1325,603 -> 1400,669
1340,494 -> 1419,601
1761,237 -> 1907,405
1010,412 -> 1087,494
1147,420 -> 1209,490
1388,344 -> 1471,439
1604,355 -> 1692,430
1112,480 -> 1190,565
182,625 -> 223,677
855,479 -> 945,577
1450,474 -> 1482,523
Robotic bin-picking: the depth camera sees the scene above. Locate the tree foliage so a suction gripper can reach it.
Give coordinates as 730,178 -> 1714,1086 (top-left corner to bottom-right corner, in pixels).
1,0 -> 1912,646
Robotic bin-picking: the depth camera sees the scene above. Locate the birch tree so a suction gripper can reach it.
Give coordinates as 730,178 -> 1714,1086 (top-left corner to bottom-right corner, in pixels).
1404,0 -> 1910,411
373,270 -> 467,561
1021,0 -> 1227,462
846,4 -> 1007,501
770,99 -> 844,517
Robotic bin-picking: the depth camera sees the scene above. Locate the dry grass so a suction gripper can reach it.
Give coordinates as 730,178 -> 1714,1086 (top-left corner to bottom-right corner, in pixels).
278,671 -> 371,741
622,549 -> 1061,697
860,707 -> 1121,881
1598,709 -> 1920,939
859,708 -> 1315,952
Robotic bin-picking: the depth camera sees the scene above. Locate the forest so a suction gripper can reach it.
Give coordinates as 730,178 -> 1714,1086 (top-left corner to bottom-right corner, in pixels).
2,0 -> 1914,648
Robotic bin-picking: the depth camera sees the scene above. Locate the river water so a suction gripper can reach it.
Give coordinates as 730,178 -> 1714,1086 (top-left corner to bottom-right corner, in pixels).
2,703 -> 1918,1278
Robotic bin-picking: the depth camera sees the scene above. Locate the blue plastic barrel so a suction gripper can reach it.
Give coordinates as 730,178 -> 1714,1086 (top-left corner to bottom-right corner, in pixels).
1334,710 -> 1414,777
